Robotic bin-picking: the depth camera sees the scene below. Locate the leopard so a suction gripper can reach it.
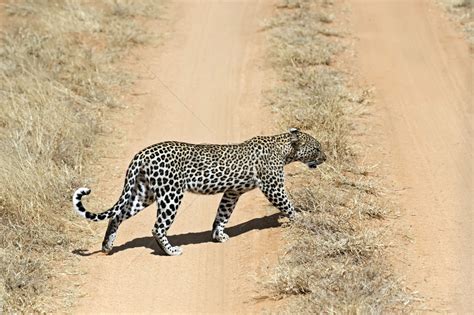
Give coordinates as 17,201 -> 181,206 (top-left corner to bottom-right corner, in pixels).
73,128 -> 326,256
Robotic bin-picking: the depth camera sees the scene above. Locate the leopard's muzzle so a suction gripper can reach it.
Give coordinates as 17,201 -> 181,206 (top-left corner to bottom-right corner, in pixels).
307,152 -> 326,169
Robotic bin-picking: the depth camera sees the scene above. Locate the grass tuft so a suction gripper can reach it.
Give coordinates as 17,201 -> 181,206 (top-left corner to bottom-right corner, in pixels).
438,0 -> 473,45
0,0 -> 161,312
263,0 -> 414,312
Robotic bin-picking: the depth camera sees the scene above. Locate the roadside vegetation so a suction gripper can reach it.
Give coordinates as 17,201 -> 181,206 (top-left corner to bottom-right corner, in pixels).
438,0 -> 473,45
263,0 -> 414,312
0,0 -> 160,312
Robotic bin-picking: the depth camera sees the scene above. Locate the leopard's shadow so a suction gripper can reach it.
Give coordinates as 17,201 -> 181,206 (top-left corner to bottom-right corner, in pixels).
73,213 -> 282,256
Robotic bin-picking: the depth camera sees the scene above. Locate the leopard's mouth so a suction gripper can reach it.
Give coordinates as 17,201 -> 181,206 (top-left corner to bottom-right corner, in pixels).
307,158 -> 326,169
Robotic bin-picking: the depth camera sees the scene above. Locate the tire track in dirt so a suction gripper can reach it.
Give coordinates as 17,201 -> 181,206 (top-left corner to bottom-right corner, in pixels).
351,0 -> 472,312
72,1 -> 282,313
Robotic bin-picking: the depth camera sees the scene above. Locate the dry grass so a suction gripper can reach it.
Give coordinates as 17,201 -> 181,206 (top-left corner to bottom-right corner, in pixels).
263,0 -> 415,312
0,0 -> 161,312
438,0 -> 473,45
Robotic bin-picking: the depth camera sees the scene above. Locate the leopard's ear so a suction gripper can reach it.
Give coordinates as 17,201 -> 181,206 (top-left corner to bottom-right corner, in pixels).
289,127 -> 300,143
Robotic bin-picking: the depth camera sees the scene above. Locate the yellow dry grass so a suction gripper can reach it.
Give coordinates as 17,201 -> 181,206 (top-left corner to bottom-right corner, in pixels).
0,0 -> 161,312
263,0 -> 415,312
438,0 -> 473,44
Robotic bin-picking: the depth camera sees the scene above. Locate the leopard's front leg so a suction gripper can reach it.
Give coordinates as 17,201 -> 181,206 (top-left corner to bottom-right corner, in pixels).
212,190 -> 241,242
259,178 -> 295,220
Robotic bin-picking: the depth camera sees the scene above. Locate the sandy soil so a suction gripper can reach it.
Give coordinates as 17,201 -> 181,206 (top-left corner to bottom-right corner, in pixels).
72,1 -> 282,313
351,0 -> 472,312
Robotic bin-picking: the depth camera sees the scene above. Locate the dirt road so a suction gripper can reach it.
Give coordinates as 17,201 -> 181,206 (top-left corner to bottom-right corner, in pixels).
351,0 -> 472,312
73,1 -> 281,313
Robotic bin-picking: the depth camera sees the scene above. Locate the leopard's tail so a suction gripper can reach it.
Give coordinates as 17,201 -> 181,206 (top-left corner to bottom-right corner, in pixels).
73,187 -> 119,222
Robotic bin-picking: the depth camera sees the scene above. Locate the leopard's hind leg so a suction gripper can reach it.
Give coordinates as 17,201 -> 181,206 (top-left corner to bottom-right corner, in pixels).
102,216 -> 123,253
152,188 -> 184,256
102,173 -> 155,254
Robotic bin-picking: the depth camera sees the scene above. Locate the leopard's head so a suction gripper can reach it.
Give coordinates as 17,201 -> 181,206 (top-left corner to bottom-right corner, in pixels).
288,128 -> 326,169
